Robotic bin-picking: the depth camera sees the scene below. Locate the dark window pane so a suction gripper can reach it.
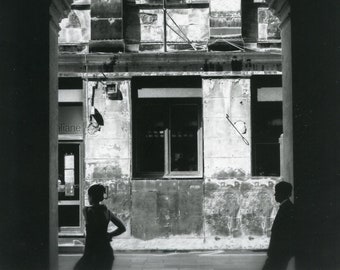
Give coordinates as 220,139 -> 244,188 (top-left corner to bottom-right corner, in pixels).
170,105 -> 198,171
253,102 -> 282,142
137,105 -> 165,172
59,77 -> 83,89
58,205 -> 80,227
254,143 -> 280,176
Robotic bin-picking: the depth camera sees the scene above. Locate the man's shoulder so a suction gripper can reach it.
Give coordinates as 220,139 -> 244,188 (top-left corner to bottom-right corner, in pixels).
280,200 -> 294,215
281,199 -> 293,207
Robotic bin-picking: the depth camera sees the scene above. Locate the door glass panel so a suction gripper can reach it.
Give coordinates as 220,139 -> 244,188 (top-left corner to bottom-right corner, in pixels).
58,144 -> 79,201
58,143 -> 81,229
170,104 -> 198,171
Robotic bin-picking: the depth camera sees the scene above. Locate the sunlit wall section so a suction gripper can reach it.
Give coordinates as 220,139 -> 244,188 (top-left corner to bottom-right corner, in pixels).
58,0 -> 91,53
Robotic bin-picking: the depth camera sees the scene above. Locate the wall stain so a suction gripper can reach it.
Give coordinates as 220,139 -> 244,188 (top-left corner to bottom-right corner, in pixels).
131,180 -> 203,240
212,168 -> 246,178
204,179 -> 278,238
92,164 -> 123,179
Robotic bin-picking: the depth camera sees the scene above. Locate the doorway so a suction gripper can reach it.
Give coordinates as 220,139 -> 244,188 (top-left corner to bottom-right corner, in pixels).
58,142 -> 83,235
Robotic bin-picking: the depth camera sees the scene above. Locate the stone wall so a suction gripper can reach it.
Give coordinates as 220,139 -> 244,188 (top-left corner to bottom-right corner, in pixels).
83,77 -> 280,249
84,80 -> 131,232
131,180 -> 203,240
203,78 -> 251,177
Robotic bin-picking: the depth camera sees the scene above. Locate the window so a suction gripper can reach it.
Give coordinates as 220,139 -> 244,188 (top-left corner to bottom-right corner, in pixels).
132,77 -> 202,178
251,76 -> 282,176
134,99 -> 202,178
125,1 -> 209,52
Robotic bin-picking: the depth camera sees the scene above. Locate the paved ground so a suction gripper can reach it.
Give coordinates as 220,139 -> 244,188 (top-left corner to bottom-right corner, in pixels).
59,251 -> 268,270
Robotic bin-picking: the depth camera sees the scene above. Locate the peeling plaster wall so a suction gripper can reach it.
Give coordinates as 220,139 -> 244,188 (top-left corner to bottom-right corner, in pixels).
199,78 -> 281,248
202,78 -> 251,177
204,178 -> 278,243
84,80 -> 131,231
131,180 -> 203,240
81,77 -> 281,250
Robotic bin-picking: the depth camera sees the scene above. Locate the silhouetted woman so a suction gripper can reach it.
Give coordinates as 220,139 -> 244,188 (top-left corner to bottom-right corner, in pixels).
74,184 -> 126,270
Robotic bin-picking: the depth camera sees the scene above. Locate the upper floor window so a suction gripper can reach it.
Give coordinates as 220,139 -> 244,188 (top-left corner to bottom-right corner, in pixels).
125,0 -> 209,52
258,8 -> 281,41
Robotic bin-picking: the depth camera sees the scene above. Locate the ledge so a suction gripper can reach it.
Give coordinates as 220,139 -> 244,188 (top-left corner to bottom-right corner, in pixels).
59,51 -> 282,73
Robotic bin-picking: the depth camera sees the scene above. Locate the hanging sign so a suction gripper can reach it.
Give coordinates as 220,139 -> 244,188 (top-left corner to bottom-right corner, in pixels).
59,105 -> 83,135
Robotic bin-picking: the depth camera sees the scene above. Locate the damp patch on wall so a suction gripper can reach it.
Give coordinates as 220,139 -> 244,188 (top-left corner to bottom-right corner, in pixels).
131,180 -> 204,240
204,178 -> 279,243
86,162 -> 130,180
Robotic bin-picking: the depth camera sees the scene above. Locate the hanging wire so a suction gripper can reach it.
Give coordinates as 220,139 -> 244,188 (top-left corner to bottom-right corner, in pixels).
166,10 -> 197,51
227,40 -> 282,55
164,9 -> 280,55
166,23 -> 195,49
220,39 -> 245,51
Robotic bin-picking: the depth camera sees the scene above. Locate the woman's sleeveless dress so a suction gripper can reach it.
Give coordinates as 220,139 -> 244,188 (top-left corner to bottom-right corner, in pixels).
74,205 -> 114,270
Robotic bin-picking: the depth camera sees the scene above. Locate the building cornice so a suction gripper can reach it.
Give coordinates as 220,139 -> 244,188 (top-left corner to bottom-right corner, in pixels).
59,51 -> 282,74
266,0 -> 291,29
59,71 -> 282,79
49,0 -> 73,32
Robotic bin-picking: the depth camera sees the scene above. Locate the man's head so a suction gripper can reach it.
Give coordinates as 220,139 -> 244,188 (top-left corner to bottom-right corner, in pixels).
274,181 -> 293,203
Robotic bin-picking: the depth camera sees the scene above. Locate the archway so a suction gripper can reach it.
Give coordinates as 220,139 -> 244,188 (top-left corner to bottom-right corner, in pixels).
0,1 -> 71,270
0,1 -> 336,270
266,1 -> 337,269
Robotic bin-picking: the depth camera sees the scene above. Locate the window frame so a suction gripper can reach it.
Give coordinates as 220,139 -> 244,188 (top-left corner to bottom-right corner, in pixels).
251,75 -> 282,177
133,98 -> 203,179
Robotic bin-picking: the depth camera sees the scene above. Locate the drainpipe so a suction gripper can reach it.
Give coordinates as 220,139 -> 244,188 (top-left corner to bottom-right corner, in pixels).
163,0 -> 167,52
279,133 -> 283,179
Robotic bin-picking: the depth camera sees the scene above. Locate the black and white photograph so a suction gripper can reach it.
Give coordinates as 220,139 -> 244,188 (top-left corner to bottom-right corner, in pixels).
0,0 -> 337,269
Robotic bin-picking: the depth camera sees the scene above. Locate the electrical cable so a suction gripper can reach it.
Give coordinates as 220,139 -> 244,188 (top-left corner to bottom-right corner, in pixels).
166,23 -> 196,50
166,10 -> 197,50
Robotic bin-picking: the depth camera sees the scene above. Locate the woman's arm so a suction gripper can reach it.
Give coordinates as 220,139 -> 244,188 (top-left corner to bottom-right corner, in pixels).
108,212 -> 126,240
82,207 -> 88,223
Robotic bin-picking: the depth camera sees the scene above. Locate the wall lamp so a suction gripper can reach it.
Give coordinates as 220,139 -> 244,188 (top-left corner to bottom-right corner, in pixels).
102,81 -> 122,100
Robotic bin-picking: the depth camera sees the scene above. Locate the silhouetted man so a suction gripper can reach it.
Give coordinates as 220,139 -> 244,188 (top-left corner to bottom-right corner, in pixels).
263,181 -> 294,270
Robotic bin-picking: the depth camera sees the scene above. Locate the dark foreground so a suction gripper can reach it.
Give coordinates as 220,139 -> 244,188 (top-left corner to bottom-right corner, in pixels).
59,251 -> 293,270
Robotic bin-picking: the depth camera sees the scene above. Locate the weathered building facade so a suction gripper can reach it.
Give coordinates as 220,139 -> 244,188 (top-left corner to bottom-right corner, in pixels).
58,0 -> 283,250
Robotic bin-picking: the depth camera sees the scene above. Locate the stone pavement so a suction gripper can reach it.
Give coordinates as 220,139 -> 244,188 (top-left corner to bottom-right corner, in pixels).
59,251 -> 268,270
